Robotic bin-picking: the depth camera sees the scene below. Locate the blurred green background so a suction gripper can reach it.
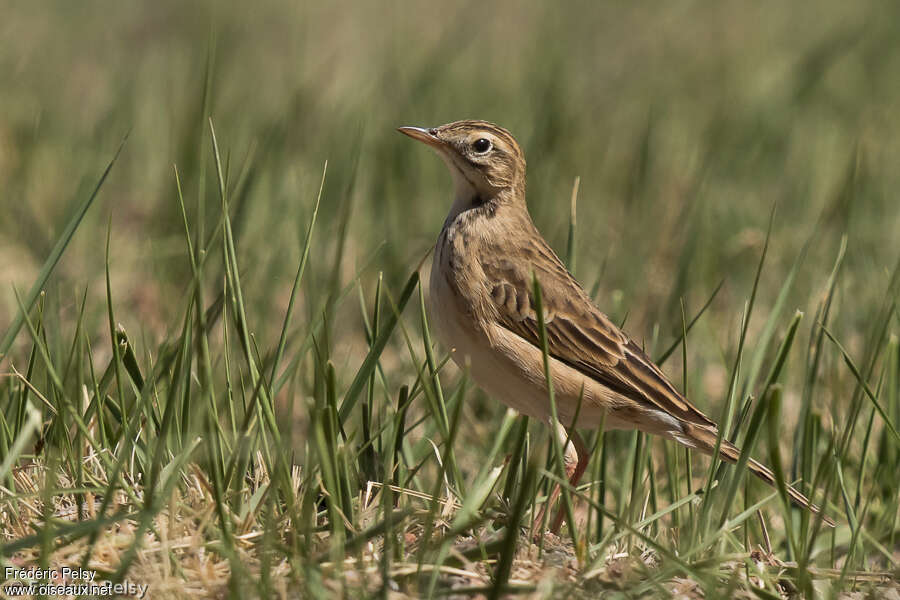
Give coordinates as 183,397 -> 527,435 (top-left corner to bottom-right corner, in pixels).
2,0 -> 899,430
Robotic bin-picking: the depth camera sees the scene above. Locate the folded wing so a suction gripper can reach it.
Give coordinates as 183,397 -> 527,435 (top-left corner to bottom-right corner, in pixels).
484,239 -> 715,429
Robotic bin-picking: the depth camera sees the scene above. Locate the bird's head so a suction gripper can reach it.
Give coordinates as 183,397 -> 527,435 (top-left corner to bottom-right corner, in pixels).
399,120 -> 526,210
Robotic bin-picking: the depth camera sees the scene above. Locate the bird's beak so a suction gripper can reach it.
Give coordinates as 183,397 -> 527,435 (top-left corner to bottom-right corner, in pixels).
397,126 -> 445,149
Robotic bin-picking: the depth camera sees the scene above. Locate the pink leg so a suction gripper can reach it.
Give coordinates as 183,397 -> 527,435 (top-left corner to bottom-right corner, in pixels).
549,429 -> 589,533
534,426 -> 590,535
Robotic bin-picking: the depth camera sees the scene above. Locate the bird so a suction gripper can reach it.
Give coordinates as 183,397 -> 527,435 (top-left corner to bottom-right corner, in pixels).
398,119 -> 834,532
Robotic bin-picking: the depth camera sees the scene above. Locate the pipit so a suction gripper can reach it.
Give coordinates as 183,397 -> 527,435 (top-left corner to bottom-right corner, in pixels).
398,120 -> 834,531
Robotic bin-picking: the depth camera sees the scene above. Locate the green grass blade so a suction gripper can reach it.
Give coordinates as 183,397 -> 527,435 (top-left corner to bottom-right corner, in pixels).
338,270 -> 419,423
0,135 -> 127,363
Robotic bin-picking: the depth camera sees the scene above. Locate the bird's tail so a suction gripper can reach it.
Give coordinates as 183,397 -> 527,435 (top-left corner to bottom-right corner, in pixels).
681,423 -> 835,527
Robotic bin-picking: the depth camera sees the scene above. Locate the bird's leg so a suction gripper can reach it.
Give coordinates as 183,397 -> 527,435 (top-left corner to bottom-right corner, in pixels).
534,425 -> 589,535
549,427 -> 589,534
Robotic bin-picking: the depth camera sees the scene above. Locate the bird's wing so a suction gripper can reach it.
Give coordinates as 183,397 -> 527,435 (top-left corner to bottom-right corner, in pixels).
484,238 -> 715,428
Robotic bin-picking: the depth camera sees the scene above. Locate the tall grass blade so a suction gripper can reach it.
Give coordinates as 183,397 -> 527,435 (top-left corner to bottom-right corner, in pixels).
0,135 -> 127,363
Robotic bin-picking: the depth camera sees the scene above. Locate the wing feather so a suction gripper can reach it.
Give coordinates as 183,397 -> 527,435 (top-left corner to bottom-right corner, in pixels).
485,241 -> 714,428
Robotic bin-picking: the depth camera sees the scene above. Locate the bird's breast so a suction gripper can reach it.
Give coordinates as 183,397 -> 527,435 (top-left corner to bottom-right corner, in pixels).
428,225 -> 476,343
428,223 -> 546,419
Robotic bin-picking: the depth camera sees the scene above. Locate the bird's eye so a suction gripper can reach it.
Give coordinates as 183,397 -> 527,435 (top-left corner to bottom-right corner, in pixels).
472,138 -> 492,153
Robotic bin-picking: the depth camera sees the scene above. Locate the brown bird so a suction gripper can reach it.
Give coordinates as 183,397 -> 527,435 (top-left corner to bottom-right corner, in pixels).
398,119 -> 834,531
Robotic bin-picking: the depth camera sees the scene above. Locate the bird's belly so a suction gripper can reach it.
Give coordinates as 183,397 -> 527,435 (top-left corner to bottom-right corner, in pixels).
428,311 -> 551,422
428,262 -> 613,427
428,262 -> 537,417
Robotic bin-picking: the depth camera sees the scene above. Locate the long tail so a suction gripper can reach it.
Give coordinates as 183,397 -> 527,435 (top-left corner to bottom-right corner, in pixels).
682,423 -> 835,527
